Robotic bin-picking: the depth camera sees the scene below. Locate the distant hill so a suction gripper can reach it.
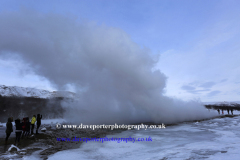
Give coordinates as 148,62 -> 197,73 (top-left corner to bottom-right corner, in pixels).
0,85 -> 74,122
0,85 -> 75,99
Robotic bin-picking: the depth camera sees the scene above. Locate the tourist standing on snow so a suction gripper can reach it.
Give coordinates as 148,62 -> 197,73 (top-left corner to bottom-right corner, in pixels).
36,114 -> 42,134
25,117 -> 31,137
21,117 -> 27,138
5,117 -> 13,145
14,118 -> 22,146
31,115 -> 36,134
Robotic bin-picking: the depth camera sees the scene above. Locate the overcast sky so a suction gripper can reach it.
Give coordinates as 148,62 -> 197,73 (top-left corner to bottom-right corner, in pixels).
0,0 -> 239,103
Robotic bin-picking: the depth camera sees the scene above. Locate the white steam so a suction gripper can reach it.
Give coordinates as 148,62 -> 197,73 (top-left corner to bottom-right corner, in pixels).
0,10 -> 216,124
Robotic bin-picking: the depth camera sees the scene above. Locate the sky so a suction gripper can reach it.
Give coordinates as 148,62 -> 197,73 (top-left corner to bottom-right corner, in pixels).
0,0 -> 239,103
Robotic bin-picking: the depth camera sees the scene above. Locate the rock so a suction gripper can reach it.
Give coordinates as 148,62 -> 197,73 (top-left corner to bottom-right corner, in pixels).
8,145 -> 20,152
29,134 -> 35,139
45,130 -> 52,134
19,152 -> 27,155
41,127 -> 47,132
9,147 -> 18,152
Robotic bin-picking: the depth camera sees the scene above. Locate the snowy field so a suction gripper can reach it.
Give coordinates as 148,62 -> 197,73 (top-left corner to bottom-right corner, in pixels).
48,113 -> 240,160
41,118 -> 66,125
2,113 -> 240,159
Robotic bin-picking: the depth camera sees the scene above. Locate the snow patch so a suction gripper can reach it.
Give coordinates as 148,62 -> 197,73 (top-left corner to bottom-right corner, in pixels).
8,144 -> 21,152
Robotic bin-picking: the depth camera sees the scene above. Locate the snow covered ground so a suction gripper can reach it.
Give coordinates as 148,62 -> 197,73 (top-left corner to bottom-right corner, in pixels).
41,118 -> 66,125
48,113 -> 240,160
2,114 -> 240,159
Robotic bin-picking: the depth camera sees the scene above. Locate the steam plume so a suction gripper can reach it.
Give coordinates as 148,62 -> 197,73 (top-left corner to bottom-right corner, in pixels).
0,10 -> 216,124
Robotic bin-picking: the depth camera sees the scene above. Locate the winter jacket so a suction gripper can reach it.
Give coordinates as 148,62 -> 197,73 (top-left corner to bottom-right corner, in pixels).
26,117 -> 31,131
15,119 -> 22,133
22,117 -> 27,131
31,116 -> 36,124
37,114 -> 42,125
5,117 -> 13,134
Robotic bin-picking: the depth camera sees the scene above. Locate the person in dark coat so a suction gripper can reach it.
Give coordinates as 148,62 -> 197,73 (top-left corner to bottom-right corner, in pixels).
5,117 -> 13,145
21,117 -> 27,139
231,109 -> 233,115
14,118 -> 22,146
25,117 -> 31,137
36,114 -> 42,134
227,109 -> 230,114
217,109 -> 220,114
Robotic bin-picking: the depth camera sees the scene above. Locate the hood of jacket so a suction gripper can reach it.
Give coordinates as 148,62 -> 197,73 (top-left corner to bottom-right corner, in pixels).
15,119 -> 20,124
8,117 -> 12,122
23,117 -> 27,122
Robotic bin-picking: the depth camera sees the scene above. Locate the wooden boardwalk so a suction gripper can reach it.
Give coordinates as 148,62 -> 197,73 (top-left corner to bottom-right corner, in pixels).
205,103 -> 240,115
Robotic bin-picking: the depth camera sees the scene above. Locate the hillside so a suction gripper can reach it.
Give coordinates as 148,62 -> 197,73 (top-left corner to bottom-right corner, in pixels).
0,85 -> 72,122
0,85 -> 75,98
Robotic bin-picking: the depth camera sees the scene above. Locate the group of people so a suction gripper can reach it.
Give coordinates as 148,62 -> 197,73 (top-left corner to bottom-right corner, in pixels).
217,109 -> 233,115
5,114 -> 42,146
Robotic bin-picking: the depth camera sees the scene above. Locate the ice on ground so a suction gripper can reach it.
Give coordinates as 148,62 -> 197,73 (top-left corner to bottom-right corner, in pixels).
8,144 -> 21,152
21,150 -> 43,160
41,118 -> 66,125
0,153 -> 19,160
48,115 -> 240,160
41,127 -> 47,131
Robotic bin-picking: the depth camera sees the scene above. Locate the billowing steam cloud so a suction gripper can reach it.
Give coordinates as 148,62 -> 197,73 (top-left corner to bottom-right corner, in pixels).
0,10 -> 216,124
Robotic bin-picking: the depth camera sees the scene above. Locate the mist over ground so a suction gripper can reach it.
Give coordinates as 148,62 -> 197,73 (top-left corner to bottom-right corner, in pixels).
0,10 -> 217,124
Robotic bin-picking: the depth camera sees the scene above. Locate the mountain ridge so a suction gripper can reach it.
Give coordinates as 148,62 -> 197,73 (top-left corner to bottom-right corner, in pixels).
0,85 -> 75,99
